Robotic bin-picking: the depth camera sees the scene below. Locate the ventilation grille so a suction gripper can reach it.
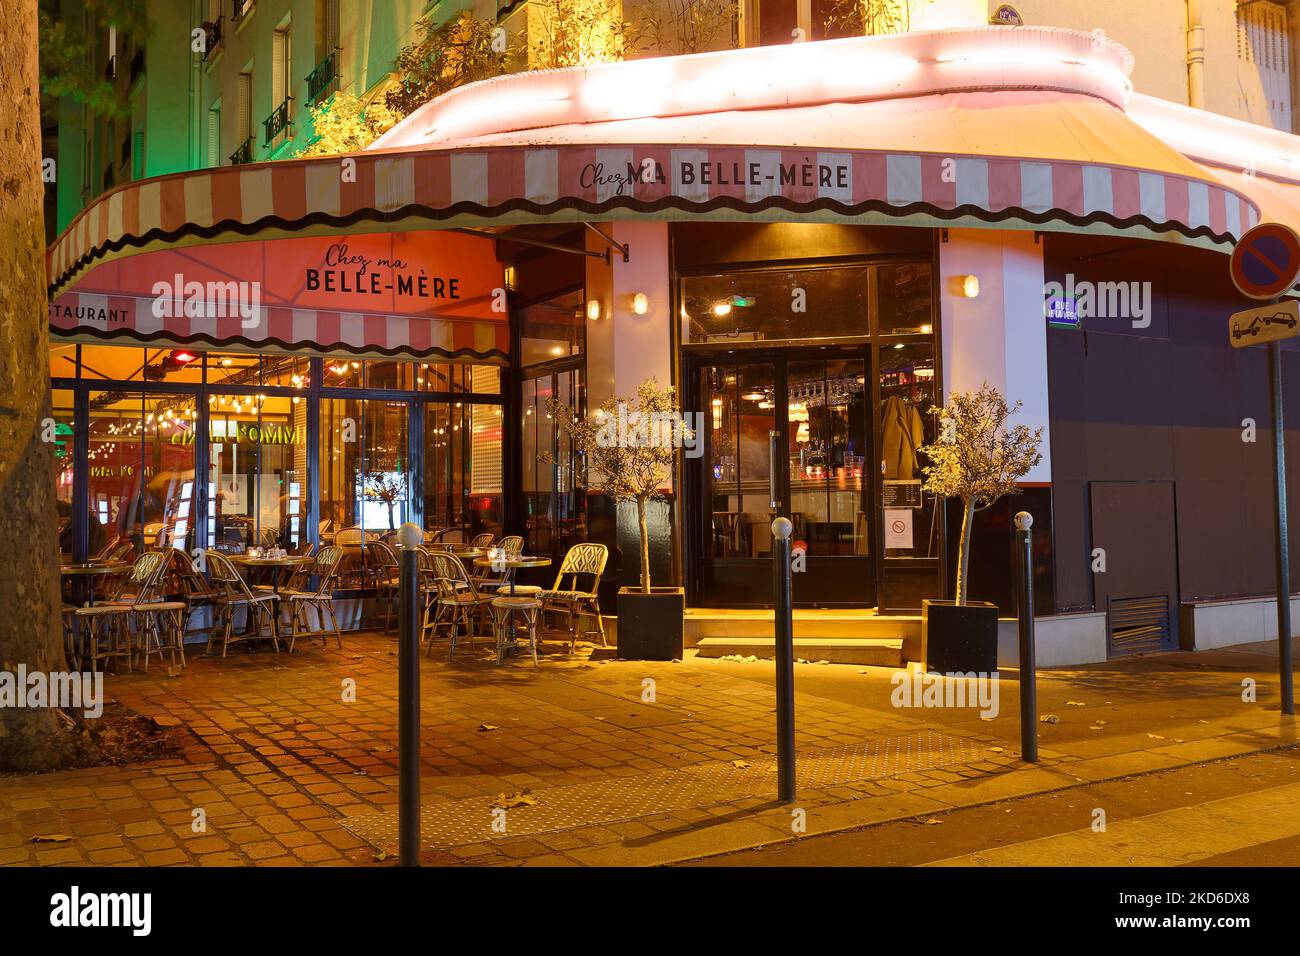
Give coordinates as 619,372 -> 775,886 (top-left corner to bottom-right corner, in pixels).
1108,594 -> 1172,655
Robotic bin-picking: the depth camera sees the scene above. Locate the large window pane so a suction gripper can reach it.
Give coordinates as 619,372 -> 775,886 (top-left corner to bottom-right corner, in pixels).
682,266 -> 869,344
879,341 -> 939,558
208,392 -> 308,553
519,290 -> 584,366
53,388 -> 76,556
876,262 -> 934,335
319,397 -> 409,537
88,391 -> 196,556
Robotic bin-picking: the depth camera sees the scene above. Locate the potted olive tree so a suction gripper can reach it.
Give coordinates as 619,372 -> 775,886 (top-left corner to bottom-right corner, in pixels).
918,384 -> 1043,673
547,378 -> 689,660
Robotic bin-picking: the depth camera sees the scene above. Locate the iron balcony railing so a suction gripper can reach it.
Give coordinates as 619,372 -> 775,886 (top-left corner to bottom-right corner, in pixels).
232,0 -> 252,25
202,16 -> 224,60
129,47 -> 144,84
262,97 -> 292,145
229,137 -> 254,166
305,49 -> 339,105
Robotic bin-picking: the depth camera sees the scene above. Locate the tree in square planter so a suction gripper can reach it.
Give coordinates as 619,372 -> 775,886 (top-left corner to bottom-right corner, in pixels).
546,379 -> 690,660
918,383 -> 1043,674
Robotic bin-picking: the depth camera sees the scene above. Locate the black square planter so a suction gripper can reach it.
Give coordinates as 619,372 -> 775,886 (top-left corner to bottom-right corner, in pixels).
616,587 -> 684,660
921,599 -> 1000,674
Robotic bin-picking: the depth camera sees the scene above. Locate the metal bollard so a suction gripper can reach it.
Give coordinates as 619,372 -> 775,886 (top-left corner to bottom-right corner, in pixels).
771,517 -> 796,802
1014,512 -> 1038,764
396,522 -> 423,866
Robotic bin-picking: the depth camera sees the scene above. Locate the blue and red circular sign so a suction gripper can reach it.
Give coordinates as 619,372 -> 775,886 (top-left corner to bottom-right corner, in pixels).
1231,222 -> 1300,300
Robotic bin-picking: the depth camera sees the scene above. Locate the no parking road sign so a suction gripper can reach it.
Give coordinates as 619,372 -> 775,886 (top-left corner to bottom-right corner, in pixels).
1230,222 -> 1300,301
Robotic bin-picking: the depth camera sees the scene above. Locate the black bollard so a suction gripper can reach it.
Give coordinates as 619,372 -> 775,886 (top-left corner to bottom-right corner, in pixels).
771,516 -> 796,802
1014,511 -> 1038,763
396,523 -> 422,866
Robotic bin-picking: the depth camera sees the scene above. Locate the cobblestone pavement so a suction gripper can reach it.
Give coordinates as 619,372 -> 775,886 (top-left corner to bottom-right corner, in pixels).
0,630 -> 1292,866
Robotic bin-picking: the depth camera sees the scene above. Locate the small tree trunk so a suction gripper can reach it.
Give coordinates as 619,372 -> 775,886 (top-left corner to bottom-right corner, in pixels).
954,497 -> 975,607
636,494 -> 651,594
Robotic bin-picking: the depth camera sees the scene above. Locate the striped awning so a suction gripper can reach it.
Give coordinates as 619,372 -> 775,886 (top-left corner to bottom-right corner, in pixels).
48,229 -> 509,361
47,140 -> 1257,298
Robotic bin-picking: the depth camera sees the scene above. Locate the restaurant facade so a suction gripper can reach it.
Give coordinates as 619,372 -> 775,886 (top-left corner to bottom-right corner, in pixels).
45,24 -> 1300,665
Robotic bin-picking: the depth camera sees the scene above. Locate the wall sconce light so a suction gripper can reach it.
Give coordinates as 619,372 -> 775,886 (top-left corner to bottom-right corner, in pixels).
953,275 -> 980,298
586,298 -> 602,321
631,292 -> 649,315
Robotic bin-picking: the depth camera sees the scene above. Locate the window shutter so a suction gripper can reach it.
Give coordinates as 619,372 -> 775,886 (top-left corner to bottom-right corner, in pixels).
237,73 -> 250,142
272,32 -> 284,105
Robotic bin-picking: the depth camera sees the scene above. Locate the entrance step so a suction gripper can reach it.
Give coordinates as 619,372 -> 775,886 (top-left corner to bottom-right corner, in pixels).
694,636 -> 906,667
686,608 -> 918,666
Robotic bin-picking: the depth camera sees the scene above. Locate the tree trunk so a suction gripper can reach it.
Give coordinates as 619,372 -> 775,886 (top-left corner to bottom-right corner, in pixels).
0,0 -> 84,771
636,494 -> 650,594
954,497 -> 975,607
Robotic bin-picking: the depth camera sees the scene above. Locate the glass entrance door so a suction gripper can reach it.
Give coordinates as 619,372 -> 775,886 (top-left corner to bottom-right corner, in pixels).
694,352 -> 874,607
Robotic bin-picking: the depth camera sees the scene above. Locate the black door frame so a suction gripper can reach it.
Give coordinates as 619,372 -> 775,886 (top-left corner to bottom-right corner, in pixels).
684,342 -> 878,608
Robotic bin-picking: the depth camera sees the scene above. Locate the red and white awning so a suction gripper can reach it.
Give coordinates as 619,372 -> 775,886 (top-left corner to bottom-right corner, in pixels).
46,25 -> 1265,353
49,230 -> 509,361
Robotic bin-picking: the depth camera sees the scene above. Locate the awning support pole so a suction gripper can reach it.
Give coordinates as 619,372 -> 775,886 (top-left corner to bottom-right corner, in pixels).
584,222 -> 629,263
451,228 -> 608,260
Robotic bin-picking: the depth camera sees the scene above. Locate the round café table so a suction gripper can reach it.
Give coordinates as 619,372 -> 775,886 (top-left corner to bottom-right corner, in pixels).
60,561 -> 129,607
229,555 -> 312,594
472,555 -> 552,656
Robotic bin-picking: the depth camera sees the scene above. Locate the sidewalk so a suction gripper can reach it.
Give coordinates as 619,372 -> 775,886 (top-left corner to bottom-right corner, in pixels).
0,630 -> 1294,867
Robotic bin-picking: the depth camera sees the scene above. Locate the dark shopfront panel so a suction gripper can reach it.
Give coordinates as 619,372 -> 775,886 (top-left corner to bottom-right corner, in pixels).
672,221 -> 942,611
1044,234 -> 1300,616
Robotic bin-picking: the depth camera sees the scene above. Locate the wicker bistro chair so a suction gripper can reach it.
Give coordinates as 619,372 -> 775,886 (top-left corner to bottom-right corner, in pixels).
539,543 -> 609,651
367,541 -> 402,634
204,550 -> 281,657
74,550 -> 170,673
469,532 -> 495,549
415,546 -> 447,647
432,553 -> 497,661
282,546 -> 345,652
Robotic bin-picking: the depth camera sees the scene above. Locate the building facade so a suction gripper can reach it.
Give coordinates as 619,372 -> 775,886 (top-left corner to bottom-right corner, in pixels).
42,2 -> 1300,666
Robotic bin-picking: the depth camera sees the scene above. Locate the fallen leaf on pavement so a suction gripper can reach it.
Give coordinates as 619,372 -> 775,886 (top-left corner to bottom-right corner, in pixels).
478,724 -> 499,732
1146,733 -> 1165,740
30,835 -> 72,843
1039,714 -> 1060,724
1065,701 -> 1086,707
923,818 -> 943,826
494,792 -> 538,810
732,759 -> 752,769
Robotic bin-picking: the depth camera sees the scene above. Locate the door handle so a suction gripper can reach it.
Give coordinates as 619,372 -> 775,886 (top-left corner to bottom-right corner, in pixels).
769,429 -> 782,511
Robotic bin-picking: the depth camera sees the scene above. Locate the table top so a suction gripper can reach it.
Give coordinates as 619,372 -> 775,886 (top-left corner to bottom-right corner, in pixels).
60,562 -> 128,575
230,555 -> 312,567
431,546 -> 485,559
473,555 -> 551,569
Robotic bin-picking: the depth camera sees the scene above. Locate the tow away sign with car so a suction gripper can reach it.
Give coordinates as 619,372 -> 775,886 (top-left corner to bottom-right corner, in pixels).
1229,299 -> 1300,348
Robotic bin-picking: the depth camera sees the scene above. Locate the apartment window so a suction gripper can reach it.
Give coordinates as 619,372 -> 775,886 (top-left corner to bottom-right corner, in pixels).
237,69 -> 252,143
272,22 -> 291,107
131,130 -> 144,180
1238,0 -> 1292,130
207,101 -> 221,168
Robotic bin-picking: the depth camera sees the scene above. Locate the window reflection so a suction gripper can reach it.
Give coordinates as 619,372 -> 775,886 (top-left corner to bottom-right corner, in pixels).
879,342 -> 939,558
682,266 -> 869,344
88,391 -> 197,555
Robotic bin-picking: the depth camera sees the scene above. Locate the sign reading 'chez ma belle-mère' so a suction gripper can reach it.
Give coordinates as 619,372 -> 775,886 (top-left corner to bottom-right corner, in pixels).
304,240 -> 463,301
